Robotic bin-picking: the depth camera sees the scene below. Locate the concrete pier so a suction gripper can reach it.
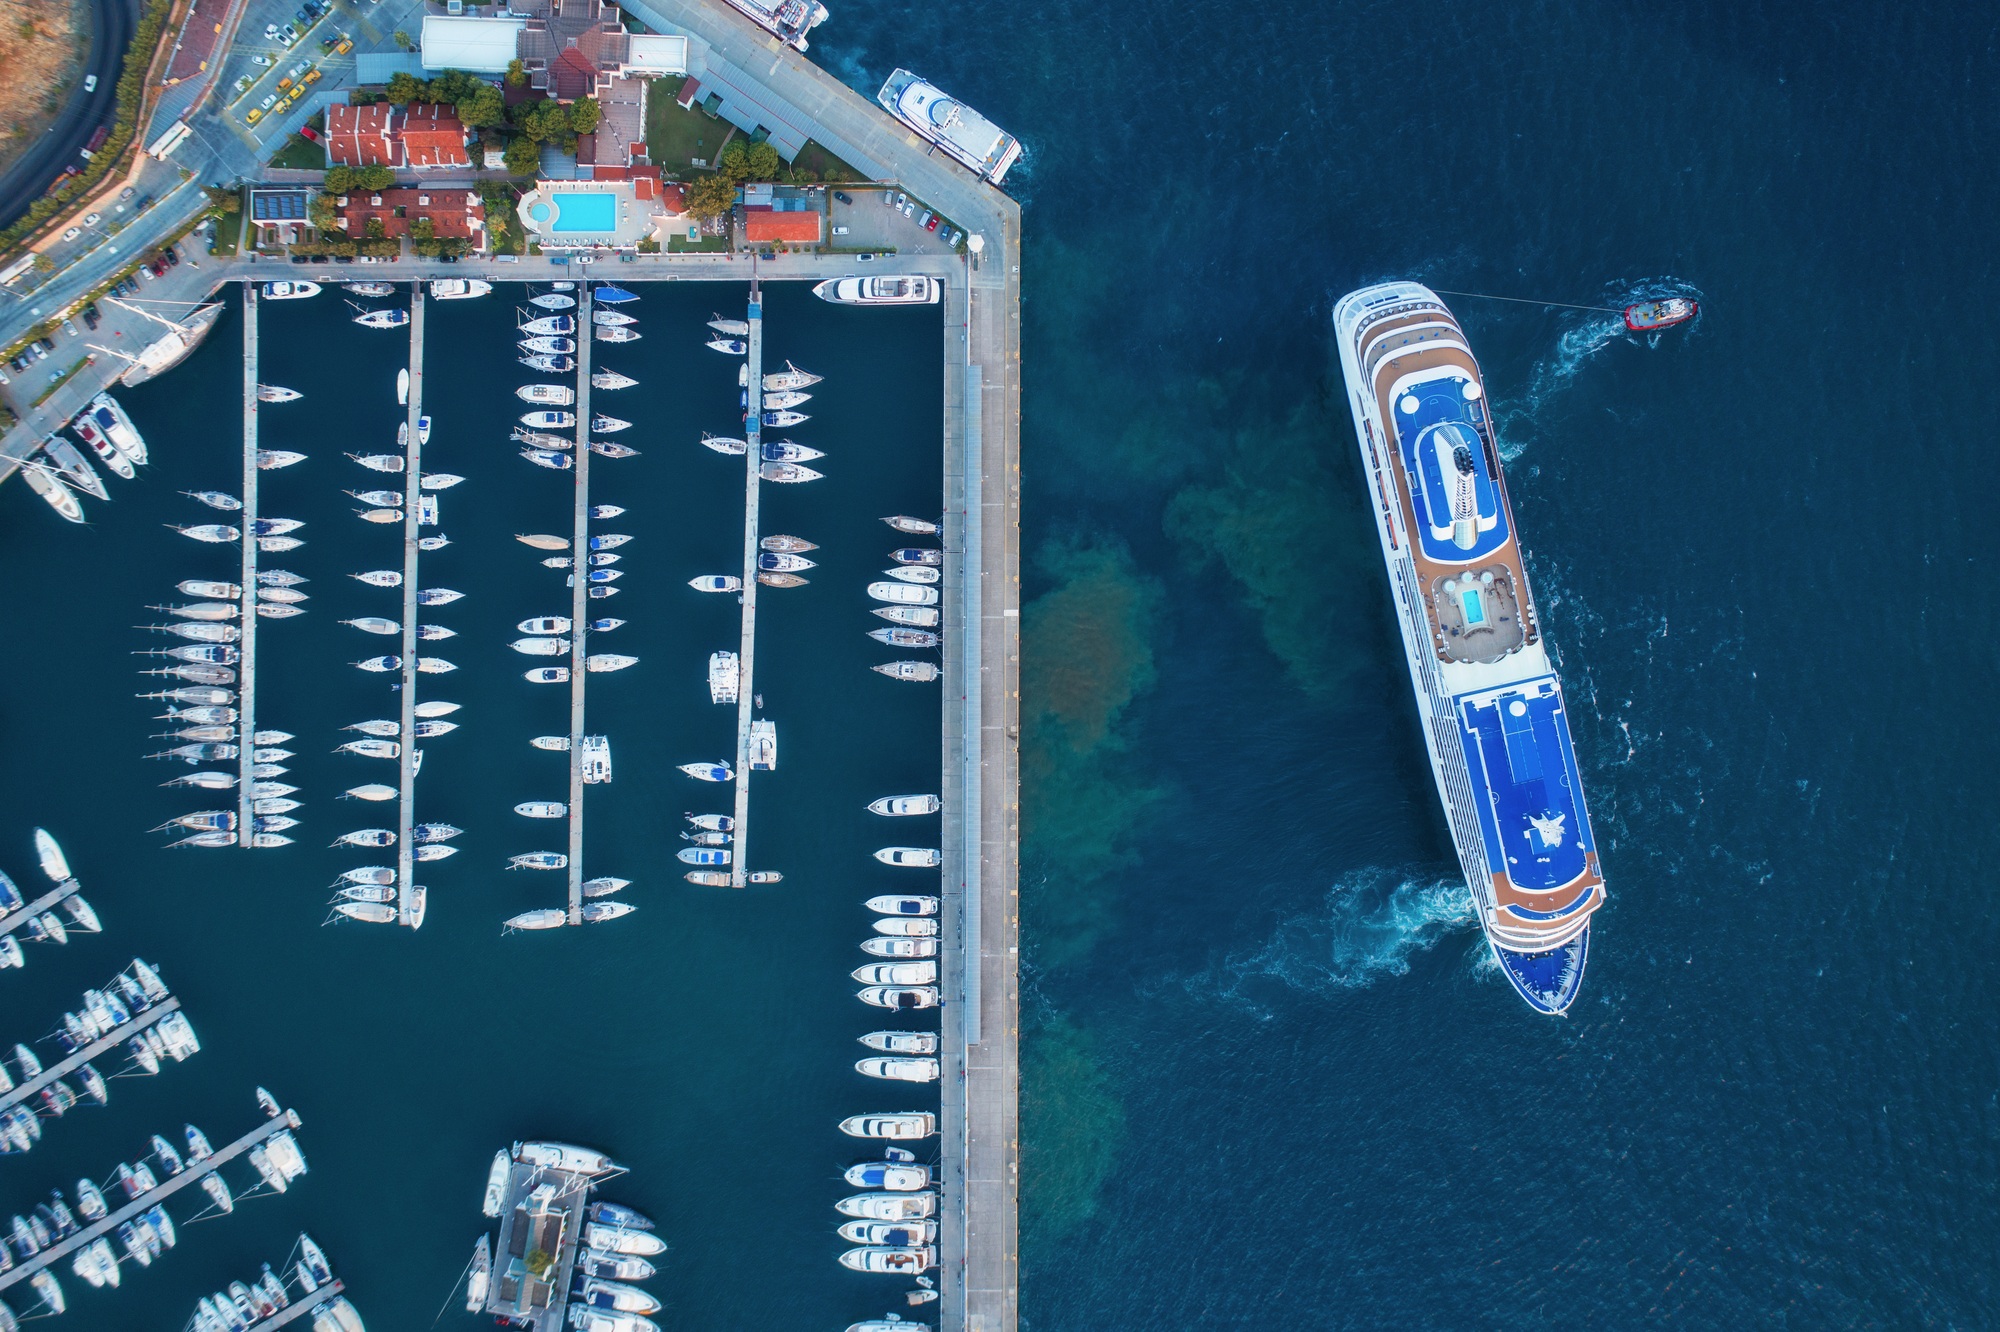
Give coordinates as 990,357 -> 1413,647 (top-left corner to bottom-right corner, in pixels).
0,1097 -> 304,1297
395,289 -> 425,927
0,878 -> 82,942
565,288 -> 594,924
0,997 -> 183,1115
237,285 -> 260,842
245,1279 -> 346,1331
729,293 -> 763,888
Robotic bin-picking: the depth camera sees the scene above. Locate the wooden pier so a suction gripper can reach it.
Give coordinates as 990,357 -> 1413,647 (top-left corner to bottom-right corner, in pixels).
0,1097 -> 303,1297
565,287 -> 594,925
395,289 -> 426,927
0,997 -> 182,1115
729,291 -> 764,888
238,285 -> 261,842
0,877 -> 81,943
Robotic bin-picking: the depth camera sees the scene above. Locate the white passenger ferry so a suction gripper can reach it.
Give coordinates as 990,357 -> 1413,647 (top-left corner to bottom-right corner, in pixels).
1333,281 -> 1606,1015
877,69 -> 1021,184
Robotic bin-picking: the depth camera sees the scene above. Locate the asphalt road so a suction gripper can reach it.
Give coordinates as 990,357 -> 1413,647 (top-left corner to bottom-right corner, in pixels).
0,0 -> 142,231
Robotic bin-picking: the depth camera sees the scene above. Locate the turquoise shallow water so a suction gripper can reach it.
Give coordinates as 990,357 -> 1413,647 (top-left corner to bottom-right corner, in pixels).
0,283 -> 946,1329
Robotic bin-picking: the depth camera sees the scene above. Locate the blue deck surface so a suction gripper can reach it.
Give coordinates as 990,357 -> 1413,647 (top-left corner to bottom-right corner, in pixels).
1393,376 -> 1509,561
1456,676 -> 1595,896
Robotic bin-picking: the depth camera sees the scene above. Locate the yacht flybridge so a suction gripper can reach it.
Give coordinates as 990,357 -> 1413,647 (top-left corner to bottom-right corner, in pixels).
877,68 -> 1022,184
1334,282 -> 1606,1014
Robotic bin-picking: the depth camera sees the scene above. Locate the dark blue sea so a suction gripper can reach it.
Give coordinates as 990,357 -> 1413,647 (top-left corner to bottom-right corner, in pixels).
817,0 -> 2000,1326
3,0 -> 1998,1327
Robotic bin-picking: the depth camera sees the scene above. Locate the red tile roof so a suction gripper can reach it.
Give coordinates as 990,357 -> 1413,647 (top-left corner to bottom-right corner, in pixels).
744,211 -> 821,243
552,48 -> 597,102
325,104 -> 402,168
402,104 -> 470,169
336,188 -> 487,242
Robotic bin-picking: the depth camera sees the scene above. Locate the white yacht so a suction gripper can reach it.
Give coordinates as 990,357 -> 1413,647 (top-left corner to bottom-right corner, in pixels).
873,662 -> 941,682
760,461 -> 821,482
257,384 -> 302,403
516,384 -> 574,405
859,1032 -> 938,1055
702,433 -> 747,455
689,575 -> 741,593
854,961 -> 938,986
869,794 -> 940,816
838,1112 -> 937,1140
749,719 -> 776,770
530,292 -> 576,310
886,565 -> 940,584
512,637 -> 569,656
429,279 -> 492,300
708,651 -> 740,703
581,735 -> 612,783
677,761 -> 731,782
519,315 -> 575,337
261,281 -> 320,300
839,1245 -> 936,1274
878,68 -> 1021,183
836,1191 -> 937,1219
866,894 -> 939,916
354,308 -> 409,329
508,852 -> 567,871
584,654 -> 637,672
592,370 -> 638,390
857,1056 -> 941,1082
813,275 -> 941,306
505,908 -> 567,931
764,361 -> 822,391
515,802 -> 567,818
861,936 -> 937,958
719,0 -> 826,50
870,582 -> 939,606
521,410 -> 575,430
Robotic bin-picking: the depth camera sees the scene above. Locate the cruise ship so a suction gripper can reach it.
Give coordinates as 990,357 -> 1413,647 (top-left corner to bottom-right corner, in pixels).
877,69 -> 1021,185
1333,282 -> 1605,1014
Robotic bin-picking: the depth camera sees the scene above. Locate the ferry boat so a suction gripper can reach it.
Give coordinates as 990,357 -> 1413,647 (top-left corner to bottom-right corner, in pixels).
718,0 -> 826,50
813,275 -> 940,306
429,279 -> 492,300
1333,281 -> 1605,1014
878,68 -> 1021,184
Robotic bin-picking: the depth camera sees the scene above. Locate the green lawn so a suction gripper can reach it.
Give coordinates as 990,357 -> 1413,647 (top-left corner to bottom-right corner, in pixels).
790,139 -> 866,183
643,96 -> 728,173
267,131 -> 326,170
667,231 -> 731,253
209,193 -> 246,257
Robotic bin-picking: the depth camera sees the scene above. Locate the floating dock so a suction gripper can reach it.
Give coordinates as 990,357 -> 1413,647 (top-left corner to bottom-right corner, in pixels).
395,289 -> 426,927
237,285 -> 262,843
0,997 -> 183,1117
729,291 -> 764,888
479,1154 -> 607,1327
0,1096 -> 303,1298
565,288 -> 594,924
0,877 -> 83,945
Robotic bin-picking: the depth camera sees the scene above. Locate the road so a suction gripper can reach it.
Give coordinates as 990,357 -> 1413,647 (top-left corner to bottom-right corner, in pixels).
0,0 -> 141,230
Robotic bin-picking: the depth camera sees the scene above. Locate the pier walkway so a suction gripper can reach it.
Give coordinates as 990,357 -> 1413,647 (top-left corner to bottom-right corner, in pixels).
0,1098 -> 303,1297
0,878 -> 82,941
0,997 -> 182,1115
730,291 -> 764,887
566,288 -> 594,924
395,289 -> 426,927
247,1279 -> 345,1331
238,285 -> 261,842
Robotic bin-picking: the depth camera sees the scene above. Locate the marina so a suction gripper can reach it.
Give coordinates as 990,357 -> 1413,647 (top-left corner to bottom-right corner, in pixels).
0,1091 -> 307,1307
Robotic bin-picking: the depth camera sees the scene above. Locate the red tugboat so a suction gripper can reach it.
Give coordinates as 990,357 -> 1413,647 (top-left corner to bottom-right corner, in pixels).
1623,297 -> 1698,331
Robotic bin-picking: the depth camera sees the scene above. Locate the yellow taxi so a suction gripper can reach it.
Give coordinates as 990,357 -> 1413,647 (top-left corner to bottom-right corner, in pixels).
246,108 -> 263,124
303,68 -> 321,85
333,37 -> 352,54
277,75 -> 293,90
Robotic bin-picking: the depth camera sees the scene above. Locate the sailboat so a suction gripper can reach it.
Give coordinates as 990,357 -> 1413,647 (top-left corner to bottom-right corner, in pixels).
92,298 -> 224,384
20,459 -> 84,522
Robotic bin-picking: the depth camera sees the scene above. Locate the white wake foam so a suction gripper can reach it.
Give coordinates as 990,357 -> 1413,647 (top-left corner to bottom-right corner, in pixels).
1176,869 -> 1477,1010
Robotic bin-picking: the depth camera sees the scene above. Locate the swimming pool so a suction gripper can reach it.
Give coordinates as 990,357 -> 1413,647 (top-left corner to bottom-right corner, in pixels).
547,192 -> 617,233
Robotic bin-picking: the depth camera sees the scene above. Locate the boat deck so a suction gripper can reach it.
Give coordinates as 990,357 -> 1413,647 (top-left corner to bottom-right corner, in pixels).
0,1098 -> 302,1297
730,290 -> 764,887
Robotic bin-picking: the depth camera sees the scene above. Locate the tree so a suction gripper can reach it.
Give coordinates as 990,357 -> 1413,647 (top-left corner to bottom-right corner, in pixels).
718,140 -> 750,181
503,135 -> 541,177
309,192 -> 336,230
457,83 -> 505,130
505,58 -> 526,88
430,70 -> 475,105
387,70 -> 425,104
411,217 -> 436,242
566,97 -> 601,135
323,165 -> 356,193
392,29 -> 411,49
357,164 -> 395,191
684,173 -> 737,222
364,216 -> 386,239
745,141 -> 780,180
524,1249 -> 552,1280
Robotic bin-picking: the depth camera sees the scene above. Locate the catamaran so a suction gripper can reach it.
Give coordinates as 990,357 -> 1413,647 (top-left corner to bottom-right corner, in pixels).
1333,281 -> 1605,1014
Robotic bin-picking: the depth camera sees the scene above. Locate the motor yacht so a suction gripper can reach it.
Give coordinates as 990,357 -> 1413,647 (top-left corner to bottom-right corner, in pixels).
838,1191 -> 938,1220
862,936 -> 938,959
838,1112 -> 937,1140
867,894 -> 940,916
814,275 -> 941,305
262,281 -> 320,300
582,1224 -> 666,1256
886,565 -> 940,584
517,383 -> 575,405
859,1031 -> 939,1055
513,637 -> 569,656
429,279 -> 492,300
345,281 -> 395,297
22,464 -> 84,521
689,575 -> 741,593
859,986 -> 940,1010
870,582 -> 939,606
873,661 -> 941,682
858,1056 -> 941,1082
892,547 -> 945,565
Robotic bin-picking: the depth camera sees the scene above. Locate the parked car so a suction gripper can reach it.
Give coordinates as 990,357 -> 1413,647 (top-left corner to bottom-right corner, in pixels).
81,305 -> 100,330
62,227 -> 81,241
299,124 -> 321,142
334,36 -> 353,53
83,212 -> 100,227
84,74 -> 97,92
925,214 -> 941,232
62,319 -> 78,338
264,22 -> 279,36
899,198 -> 915,217
835,191 -> 853,205
260,93 -> 277,109
916,210 -> 932,228
832,225 -> 849,236
304,68 -> 321,85
246,108 -> 263,124
252,54 -> 270,65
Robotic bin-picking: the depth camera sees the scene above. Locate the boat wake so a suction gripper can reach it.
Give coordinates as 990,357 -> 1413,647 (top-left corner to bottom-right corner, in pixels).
1174,869 -> 1476,1013
1494,276 -> 1704,459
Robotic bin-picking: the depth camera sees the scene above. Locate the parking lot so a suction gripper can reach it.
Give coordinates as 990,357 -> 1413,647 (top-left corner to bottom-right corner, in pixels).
827,184 -> 973,258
